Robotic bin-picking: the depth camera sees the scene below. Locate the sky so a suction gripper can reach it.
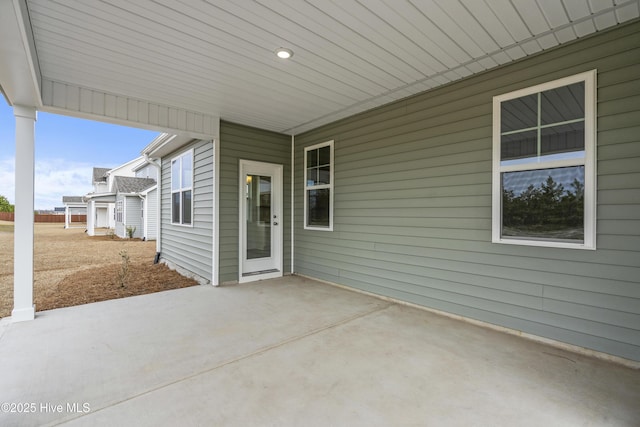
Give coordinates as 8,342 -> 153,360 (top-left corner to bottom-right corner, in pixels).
0,101 -> 159,210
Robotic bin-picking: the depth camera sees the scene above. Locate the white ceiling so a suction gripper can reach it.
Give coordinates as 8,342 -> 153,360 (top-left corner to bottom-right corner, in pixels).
15,0 -> 640,134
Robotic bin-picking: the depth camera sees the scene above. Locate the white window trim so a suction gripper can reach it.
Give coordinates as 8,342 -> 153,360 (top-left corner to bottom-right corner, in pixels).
116,200 -> 123,224
304,140 -> 334,231
170,148 -> 194,227
491,70 -> 597,250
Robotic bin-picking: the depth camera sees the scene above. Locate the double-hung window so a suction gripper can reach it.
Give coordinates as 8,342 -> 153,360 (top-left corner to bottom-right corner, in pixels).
492,70 -> 596,249
171,149 -> 193,225
304,140 -> 334,230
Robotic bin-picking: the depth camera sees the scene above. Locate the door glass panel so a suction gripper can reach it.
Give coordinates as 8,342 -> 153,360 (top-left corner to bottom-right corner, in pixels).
246,174 -> 272,260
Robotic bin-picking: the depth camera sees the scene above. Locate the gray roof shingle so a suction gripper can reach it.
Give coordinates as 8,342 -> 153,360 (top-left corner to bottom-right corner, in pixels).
113,176 -> 156,194
92,167 -> 110,183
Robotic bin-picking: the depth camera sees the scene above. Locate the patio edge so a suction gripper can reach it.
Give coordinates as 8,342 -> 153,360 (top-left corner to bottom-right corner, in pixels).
295,273 -> 640,370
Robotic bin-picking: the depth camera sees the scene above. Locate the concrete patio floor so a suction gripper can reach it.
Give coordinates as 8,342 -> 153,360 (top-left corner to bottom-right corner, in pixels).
0,275 -> 638,427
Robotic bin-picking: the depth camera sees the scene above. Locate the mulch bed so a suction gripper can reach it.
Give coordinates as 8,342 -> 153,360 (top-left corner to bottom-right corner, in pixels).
36,262 -> 198,312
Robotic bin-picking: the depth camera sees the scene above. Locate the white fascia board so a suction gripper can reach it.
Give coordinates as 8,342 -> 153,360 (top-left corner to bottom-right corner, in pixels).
142,133 -> 175,155
144,134 -> 196,159
41,80 -> 220,140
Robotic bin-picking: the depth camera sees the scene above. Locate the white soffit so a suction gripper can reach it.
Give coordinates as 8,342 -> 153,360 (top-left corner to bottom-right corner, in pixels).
20,0 -> 640,135
0,0 -> 41,107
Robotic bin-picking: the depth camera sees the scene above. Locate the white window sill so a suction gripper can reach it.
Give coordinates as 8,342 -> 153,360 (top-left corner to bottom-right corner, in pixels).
492,237 -> 595,250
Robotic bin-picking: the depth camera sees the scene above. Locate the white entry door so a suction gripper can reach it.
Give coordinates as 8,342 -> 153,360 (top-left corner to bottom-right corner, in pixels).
239,160 -> 283,282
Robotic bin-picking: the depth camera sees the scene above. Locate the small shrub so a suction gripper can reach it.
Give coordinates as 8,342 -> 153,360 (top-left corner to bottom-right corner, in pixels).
126,226 -> 136,239
116,250 -> 130,288
106,229 -> 116,240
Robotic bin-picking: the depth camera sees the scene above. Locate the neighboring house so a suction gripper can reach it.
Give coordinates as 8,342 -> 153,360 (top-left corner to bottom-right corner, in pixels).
143,22 -> 640,363
85,157 -> 158,240
112,176 -> 157,240
61,196 -> 86,229
133,161 -> 159,181
85,157 -> 142,235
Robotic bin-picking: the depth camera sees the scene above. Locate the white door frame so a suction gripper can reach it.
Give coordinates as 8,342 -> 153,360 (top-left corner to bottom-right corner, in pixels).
239,160 -> 283,283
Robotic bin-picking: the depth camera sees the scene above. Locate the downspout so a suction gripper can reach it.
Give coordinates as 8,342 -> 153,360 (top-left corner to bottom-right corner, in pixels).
122,195 -> 126,238
291,134 -> 295,275
144,154 -> 162,262
212,138 -> 220,286
137,193 -> 145,240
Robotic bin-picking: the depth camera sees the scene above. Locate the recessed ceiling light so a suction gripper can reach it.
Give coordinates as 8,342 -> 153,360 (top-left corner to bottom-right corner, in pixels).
275,48 -> 293,59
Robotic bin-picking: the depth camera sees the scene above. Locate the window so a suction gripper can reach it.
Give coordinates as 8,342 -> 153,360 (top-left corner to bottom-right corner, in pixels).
492,70 -> 596,249
116,200 -> 123,223
171,149 -> 193,225
304,140 -> 334,230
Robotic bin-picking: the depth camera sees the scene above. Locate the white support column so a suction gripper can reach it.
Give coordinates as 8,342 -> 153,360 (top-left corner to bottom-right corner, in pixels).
64,205 -> 70,228
86,200 -> 95,236
12,105 -> 36,322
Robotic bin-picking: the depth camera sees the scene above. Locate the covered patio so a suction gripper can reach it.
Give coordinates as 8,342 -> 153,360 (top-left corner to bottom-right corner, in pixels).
1,2 -> 639,423
1,276 -> 638,426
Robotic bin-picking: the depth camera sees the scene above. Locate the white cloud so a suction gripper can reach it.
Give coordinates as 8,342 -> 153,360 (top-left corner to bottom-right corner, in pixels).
0,156 -> 94,210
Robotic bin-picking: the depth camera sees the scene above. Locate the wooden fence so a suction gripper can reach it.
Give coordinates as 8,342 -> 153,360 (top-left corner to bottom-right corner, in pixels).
0,212 -> 87,223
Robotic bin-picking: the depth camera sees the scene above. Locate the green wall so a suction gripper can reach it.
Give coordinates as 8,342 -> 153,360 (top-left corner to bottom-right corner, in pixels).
219,121 -> 292,283
294,21 -> 640,361
161,139 -> 214,283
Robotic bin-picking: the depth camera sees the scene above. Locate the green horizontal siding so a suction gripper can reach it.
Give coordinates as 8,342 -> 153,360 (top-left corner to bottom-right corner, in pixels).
219,121 -> 291,283
294,20 -> 640,361
160,139 -> 214,283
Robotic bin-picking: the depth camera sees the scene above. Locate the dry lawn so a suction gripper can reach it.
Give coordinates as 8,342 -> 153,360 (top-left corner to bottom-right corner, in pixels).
0,221 -> 198,318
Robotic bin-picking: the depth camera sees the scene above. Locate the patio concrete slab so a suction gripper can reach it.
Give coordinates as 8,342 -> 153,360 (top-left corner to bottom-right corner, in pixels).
0,275 -> 638,426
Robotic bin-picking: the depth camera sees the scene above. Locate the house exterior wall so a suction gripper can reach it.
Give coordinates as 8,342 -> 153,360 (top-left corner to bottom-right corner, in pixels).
107,202 -> 115,229
144,188 -> 158,241
160,139 -> 214,283
294,22 -> 640,361
94,182 -> 108,193
107,157 -> 142,185
136,164 -> 158,181
219,121 -> 291,283
125,196 -> 143,239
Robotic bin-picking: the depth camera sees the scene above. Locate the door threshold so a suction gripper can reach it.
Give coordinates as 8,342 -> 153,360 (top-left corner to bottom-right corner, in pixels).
243,269 -> 279,277
240,269 -> 282,283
